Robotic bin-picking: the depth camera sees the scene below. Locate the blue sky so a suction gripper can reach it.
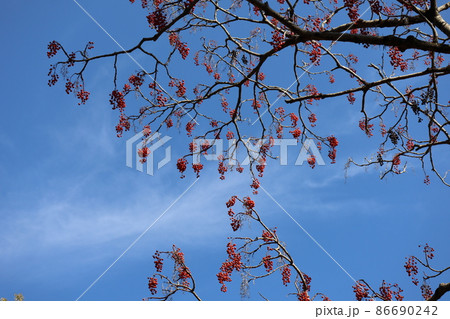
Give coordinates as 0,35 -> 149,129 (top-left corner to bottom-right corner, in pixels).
0,1 -> 449,301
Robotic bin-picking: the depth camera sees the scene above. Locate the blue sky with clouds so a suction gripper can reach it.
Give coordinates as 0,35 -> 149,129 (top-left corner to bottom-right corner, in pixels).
0,1 -> 449,301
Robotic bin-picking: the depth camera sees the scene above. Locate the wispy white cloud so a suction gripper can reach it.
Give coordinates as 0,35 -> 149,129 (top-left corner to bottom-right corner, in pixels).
0,169 -> 250,258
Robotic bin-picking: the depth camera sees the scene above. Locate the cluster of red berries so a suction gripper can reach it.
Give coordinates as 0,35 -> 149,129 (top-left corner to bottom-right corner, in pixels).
327,135 -> 338,148
147,277 -> 158,295
203,62 -> 213,74
281,265 -> 291,286
216,272 -> 231,292
171,246 -> 191,282
252,99 -> 261,110
67,52 -> 76,67
348,54 -> 359,64
65,80 -> 75,94
327,135 -> 339,164
200,141 -> 209,155
47,41 -> 61,58
76,90 -> 90,105
436,55 -> 445,67
252,6 -> 260,16
421,283 -> 433,300
406,139 -> 415,151
353,281 -> 370,301
226,196 -> 237,208
276,125 -> 284,139
229,73 -> 236,84
184,121 -> 195,137
270,30 -> 285,51
153,94 -> 166,108
168,79 -> 187,97
217,242 -> 243,292
192,163 -> 203,177
308,113 -> 317,127
226,199 -> 241,231
305,16 -> 326,32
379,281 -> 404,301
255,158 -> 266,177
153,251 -> 164,272
47,67 -> 59,86
116,113 -> 131,137
188,142 -> 197,153
221,97 -> 229,111
142,125 -> 151,137
422,243 -> 435,259
225,131 -> 234,140
230,216 -> 241,231
290,128 -> 302,140
328,149 -> 337,164
305,84 -> 320,105
307,155 -> 316,169
392,154 -> 401,167
262,255 -> 273,272
165,117 -> 173,128
404,256 -> 419,285
218,159 -> 227,180
307,41 -> 322,66
168,32 -> 190,60
176,158 -> 188,178
243,197 -> 255,211
388,47 -> 408,72
86,41 -> 95,50
359,118 -> 374,137
148,82 -> 167,107
289,113 -> 298,126
147,8 -> 167,33
297,274 -> 313,300
347,92 -> 356,104
379,122 -> 387,137
297,291 -> 310,301
329,74 -> 335,84
129,74 -> 144,88
138,147 -> 150,163
109,90 -> 126,110
403,0 -> 428,11
209,120 -> 218,128
301,273 -> 312,292
250,178 -> 260,194
369,0 -> 382,15
344,0 -> 360,22
261,229 -> 276,243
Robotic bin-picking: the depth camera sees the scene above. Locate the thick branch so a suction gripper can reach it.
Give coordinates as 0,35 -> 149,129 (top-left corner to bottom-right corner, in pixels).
428,283 -> 450,301
296,32 -> 450,53
247,0 -> 450,53
331,15 -> 427,32
331,2 -> 450,34
431,7 -> 450,38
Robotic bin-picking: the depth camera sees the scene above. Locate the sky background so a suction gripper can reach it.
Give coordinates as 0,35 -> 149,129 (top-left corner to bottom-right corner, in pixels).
0,1 -> 449,301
